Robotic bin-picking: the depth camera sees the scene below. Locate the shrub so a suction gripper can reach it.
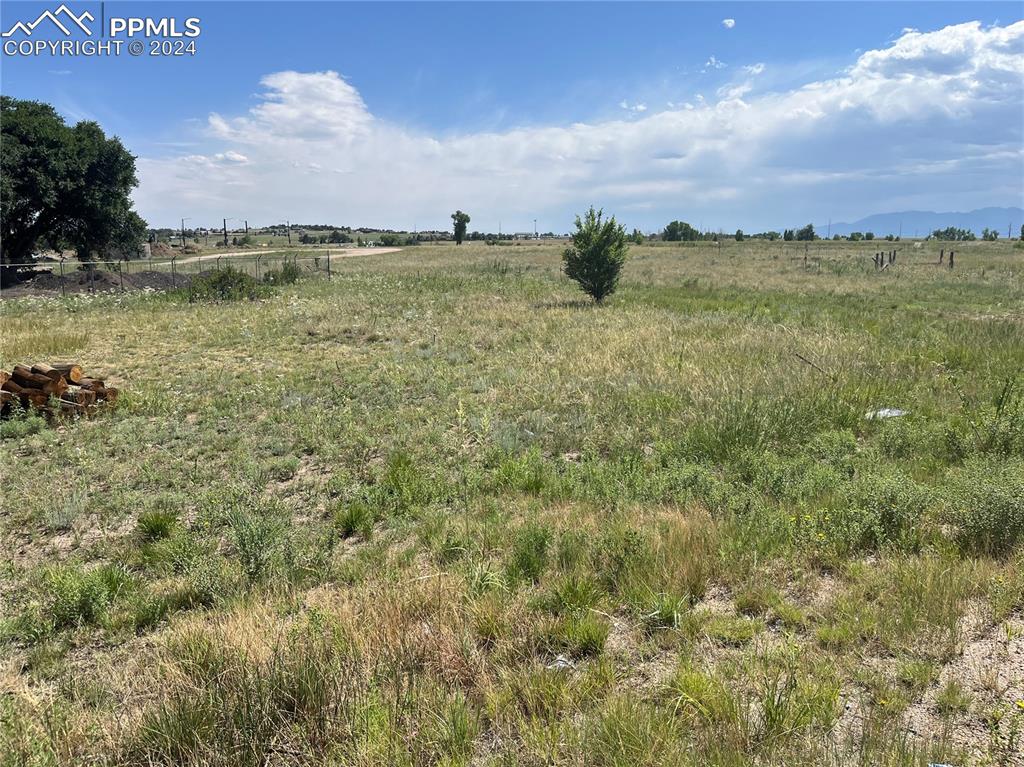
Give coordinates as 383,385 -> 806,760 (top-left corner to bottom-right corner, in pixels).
262,261 -> 302,285
562,206 -> 628,302
0,403 -> 47,440
946,459 -> 1024,555
187,267 -> 268,301
46,563 -> 133,630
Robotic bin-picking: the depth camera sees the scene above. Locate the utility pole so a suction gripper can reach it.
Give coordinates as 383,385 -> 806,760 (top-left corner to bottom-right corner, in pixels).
223,218 -> 228,247
534,219 -> 538,239
244,220 -> 249,236
180,217 -> 190,249
286,220 -> 291,245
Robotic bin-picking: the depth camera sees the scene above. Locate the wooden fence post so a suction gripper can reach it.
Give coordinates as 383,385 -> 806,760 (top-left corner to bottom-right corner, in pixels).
949,251 -> 954,270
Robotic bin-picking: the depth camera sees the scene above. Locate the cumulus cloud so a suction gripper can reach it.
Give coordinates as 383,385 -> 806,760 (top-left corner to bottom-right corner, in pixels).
214,150 -> 248,163
743,62 -> 766,75
722,18 -> 736,29
135,21 -> 1024,230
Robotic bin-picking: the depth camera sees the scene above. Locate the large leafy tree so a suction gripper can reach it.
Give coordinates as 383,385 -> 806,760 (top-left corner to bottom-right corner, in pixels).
451,210 -> 470,245
562,206 -> 628,303
662,220 -> 700,241
1,96 -> 146,280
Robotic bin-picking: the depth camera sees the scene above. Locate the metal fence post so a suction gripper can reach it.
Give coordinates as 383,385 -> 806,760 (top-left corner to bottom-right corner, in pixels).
256,255 -> 261,282
172,256 -> 177,284
59,258 -> 66,297
118,259 -> 124,291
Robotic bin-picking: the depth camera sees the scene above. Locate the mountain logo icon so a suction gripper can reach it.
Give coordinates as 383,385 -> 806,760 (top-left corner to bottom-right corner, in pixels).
2,4 -> 94,37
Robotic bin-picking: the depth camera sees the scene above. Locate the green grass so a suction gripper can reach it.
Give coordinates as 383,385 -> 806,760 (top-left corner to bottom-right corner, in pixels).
1,239 -> 1022,765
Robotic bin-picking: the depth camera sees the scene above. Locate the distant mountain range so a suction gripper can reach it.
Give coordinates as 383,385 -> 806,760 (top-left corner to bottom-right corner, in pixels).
816,207 -> 1023,238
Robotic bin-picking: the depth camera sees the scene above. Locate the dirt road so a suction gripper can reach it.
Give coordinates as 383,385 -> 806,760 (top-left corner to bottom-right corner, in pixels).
170,246 -> 403,266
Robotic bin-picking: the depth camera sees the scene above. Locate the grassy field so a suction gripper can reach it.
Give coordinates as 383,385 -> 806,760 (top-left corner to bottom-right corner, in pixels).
1,239 -> 1023,766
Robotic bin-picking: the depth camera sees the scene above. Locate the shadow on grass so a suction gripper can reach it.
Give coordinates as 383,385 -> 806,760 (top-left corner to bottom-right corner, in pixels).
531,298 -> 596,310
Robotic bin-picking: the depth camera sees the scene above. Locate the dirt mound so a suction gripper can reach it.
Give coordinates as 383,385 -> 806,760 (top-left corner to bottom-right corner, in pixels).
2,268 -> 191,298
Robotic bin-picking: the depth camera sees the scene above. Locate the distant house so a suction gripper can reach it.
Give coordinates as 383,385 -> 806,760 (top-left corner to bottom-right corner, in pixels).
513,232 -> 537,240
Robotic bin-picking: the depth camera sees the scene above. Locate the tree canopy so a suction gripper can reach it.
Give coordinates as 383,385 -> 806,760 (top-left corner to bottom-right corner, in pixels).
662,220 -> 700,241
562,206 -> 628,303
451,210 -> 471,245
1,96 -> 146,278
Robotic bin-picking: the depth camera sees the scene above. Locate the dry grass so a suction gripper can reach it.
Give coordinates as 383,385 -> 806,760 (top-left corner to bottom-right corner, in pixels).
1,239 -> 1022,765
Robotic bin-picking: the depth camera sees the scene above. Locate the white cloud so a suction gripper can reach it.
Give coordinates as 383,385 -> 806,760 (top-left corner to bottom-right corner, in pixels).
135,21 -> 1024,230
214,150 -> 248,163
722,18 -> 736,29
743,62 -> 766,75
702,55 -> 727,72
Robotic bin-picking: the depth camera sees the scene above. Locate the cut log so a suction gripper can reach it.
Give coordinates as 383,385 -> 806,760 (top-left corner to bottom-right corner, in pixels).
21,391 -> 50,409
62,389 -> 97,406
31,363 -> 64,382
12,366 -> 65,395
2,363 -> 119,419
51,363 -> 84,384
57,400 -> 86,416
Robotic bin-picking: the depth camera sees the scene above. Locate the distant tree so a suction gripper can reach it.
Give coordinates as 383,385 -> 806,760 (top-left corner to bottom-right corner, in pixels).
662,220 -> 699,241
864,232 -> 874,241
1,97 -> 148,279
451,210 -> 471,245
563,206 -> 628,303
299,233 -> 316,244
765,231 -> 780,241
734,229 -> 744,242
931,226 -> 976,242
981,228 -> 999,241
795,223 -> 816,241
849,232 -> 863,241
630,228 -> 645,244
1019,224 -> 1023,240
783,229 -> 795,241
832,234 -> 841,241
328,230 -> 351,244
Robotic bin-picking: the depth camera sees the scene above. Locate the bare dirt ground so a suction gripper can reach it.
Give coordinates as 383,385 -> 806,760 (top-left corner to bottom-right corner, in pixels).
0,247 -> 403,298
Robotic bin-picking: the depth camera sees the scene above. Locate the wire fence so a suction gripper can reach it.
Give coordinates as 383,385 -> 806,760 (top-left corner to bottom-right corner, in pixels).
3,252 -> 348,296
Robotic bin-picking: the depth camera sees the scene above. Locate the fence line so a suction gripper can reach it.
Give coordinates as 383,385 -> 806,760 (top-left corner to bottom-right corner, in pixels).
2,252 -> 345,297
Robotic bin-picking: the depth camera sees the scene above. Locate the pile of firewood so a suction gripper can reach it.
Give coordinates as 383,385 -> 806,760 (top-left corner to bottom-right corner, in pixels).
0,363 -> 119,418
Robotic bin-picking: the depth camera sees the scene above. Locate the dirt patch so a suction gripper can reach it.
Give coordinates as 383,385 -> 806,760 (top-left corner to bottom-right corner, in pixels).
2,269 -> 191,298
903,615 -> 1024,764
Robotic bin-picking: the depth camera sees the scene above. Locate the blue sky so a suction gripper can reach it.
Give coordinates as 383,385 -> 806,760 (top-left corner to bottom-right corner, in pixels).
2,1 -> 1022,231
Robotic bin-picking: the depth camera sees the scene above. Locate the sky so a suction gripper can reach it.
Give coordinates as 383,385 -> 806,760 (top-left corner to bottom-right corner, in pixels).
2,1 -> 1022,233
